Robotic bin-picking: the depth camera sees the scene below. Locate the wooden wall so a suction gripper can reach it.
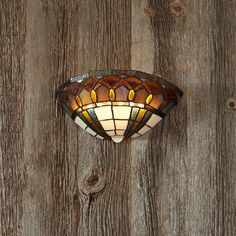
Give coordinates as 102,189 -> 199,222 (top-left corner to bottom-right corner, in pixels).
1,0 -> 236,235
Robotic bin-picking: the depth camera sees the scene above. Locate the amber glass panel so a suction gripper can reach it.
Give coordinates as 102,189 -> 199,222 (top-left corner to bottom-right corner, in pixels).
136,109 -> 146,121
90,90 -> 97,102
128,89 -> 135,101
149,94 -> 164,109
75,95 -> 82,107
114,85 -> 129,101
68,95 -> 79,111
79,89 -> 92,105
145,94 -> 153,104
109,89 -> 115,101
82,111 -> 94,124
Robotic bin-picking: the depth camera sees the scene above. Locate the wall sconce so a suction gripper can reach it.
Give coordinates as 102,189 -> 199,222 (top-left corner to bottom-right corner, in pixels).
57,70 -> 183,143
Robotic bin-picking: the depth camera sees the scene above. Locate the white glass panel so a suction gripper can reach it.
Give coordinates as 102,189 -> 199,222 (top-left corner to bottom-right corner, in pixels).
116,130 -> 125,135
94,106 -> 113,120
111,136 -> 124,143
115,120 -> 128,130
146,114 -> 162,128
138,125 -> 151,135
75,116 -> 87,129
96,101 -> 112,107
100,120 -> 115,130
131,133 -> 140,138
86,127 -> 96,136
106,131 -> 116,136
113,106 -> 131,119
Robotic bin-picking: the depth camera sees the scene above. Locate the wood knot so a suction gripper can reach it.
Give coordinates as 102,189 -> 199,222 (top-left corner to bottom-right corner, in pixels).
170,1 -> 187,20
227,98 -> 236,110
80,166 -> 106,197
144,6 -> 156,17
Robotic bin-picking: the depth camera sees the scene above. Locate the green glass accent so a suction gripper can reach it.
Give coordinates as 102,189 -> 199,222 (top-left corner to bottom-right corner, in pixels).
141,111 -> 152,125
131,107 -> 139,120
125,120 -> 134,136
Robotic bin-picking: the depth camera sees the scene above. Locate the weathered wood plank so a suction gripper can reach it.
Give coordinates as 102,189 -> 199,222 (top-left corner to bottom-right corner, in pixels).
23,1 -> 74,235
184,1 -> 218,234
214,1 -> 236,234
0,1 -> 26,235
130,0 -> 156,235
131,0 -> 188,235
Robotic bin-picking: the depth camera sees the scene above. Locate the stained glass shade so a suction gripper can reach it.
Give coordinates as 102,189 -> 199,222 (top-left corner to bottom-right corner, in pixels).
57,70 -> 183,143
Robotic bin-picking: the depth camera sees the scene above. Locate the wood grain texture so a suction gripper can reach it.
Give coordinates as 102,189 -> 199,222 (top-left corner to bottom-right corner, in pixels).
0,1 -> 26,235
0,0 -> 236,236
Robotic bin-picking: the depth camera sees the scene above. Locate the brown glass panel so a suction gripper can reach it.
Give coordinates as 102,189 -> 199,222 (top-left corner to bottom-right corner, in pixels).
67,95 -> 79,111
133,89 -> 149,104
145,105 -> 158,114
125,77 -> 142,89
79,89 -> 92,105
149,94 -> 164,109
141,82 -> 152,93
82,77 -> 97,90
162,88 -> 177,100
66,103 -> 74,113
114,85 -> 129,101
96,85 -> 109,102
99,75 -> 121,88
66,82 -> 81,92
113,78 -> 132,90
158,99 -> 176,112
128,120 -> 145,136
145,80 -> 162,94
59,92 -> 67,103
93,82 -> 103,90
66,83 -> 84,96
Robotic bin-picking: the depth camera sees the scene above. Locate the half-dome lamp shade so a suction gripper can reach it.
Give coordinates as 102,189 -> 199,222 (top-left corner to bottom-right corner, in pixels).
57,70 -> 183,143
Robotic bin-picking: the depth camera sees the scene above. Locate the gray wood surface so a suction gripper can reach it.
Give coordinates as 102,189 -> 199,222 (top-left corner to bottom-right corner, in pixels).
0,0 -> 236,235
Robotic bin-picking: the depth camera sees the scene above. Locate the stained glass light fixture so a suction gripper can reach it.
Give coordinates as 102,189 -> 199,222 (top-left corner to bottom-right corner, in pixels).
57,70 -> 183,143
